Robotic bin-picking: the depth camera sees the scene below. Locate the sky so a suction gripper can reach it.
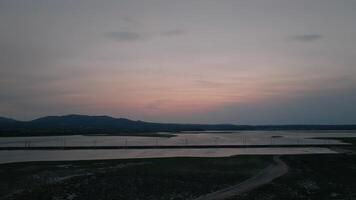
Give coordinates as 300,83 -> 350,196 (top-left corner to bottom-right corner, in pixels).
1,0 -> 356,124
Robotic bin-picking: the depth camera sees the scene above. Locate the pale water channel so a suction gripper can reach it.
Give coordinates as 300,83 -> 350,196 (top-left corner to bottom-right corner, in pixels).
0,131 -> 355,164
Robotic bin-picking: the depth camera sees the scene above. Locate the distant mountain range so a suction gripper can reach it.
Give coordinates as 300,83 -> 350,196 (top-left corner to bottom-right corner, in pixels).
0,114 -> 356,137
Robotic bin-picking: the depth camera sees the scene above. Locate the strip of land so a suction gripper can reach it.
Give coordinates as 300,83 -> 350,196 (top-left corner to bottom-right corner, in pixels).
0,143 -> 349,150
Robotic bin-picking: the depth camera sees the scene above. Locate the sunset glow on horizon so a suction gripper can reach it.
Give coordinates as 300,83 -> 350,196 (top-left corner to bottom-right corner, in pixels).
1,0 -> 356,124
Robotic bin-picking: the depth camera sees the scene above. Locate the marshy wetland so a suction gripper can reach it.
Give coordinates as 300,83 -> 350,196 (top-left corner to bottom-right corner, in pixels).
0,132 -> 356,200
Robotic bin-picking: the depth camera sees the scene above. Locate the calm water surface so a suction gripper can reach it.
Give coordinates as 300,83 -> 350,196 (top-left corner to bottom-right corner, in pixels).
0,131 -> 355,164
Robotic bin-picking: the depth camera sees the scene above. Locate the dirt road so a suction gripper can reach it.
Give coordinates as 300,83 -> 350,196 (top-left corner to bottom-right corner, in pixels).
193,155 -> 288,200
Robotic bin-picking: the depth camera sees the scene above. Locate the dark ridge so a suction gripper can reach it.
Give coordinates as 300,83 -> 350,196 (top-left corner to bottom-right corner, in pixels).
0,114 -> 356,137
0,117 -> 17,124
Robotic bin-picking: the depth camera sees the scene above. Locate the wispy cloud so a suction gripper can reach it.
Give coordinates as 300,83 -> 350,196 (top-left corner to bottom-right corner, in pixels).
105,31 -> 143,42
290,34 -> 323,42
105,29 -> 185,42
195,80 -> 225,88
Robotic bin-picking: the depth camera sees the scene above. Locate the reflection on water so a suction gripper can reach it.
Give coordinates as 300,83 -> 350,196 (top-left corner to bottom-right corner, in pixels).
0,131 -> 354,164
1,131 -> 355,148
0,148 -> 337,164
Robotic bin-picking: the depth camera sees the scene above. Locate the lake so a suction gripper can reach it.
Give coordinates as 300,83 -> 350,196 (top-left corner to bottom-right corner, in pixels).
0,131 -> 355,164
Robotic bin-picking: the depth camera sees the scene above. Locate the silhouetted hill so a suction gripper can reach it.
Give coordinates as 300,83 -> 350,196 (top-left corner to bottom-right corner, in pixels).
0,114 -> 356,137
31,115 -> 136,128
0,117 -> 17,124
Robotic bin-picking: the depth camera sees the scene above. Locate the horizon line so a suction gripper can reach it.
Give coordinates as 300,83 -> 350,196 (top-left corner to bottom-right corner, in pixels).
2,114 -> 356,126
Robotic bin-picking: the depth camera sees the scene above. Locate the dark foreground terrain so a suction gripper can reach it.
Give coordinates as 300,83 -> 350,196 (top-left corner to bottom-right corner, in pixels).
2,154 -> 356,200
228,138 -> 356,200
1,138 -> 355,200
0,156 -> 272,200
228,154 -> 356,200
